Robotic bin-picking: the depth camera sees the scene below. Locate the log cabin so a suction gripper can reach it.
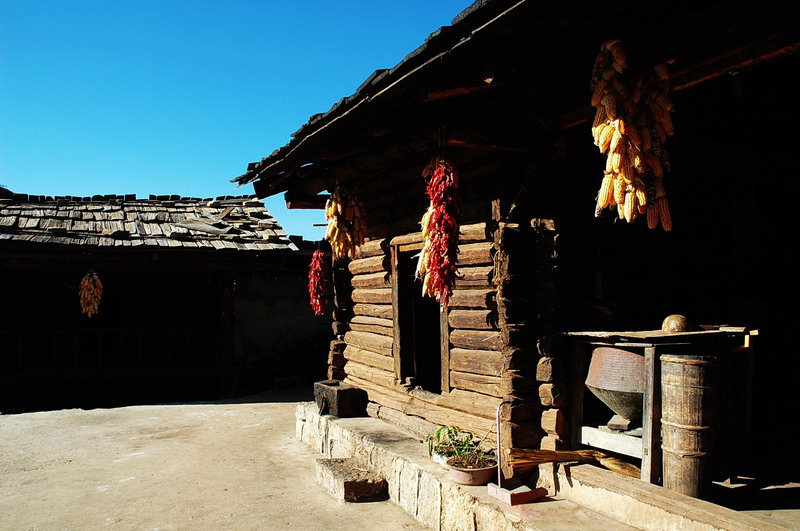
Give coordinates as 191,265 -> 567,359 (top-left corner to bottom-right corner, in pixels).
0,193 -> 329,412
233,0 -> 800,491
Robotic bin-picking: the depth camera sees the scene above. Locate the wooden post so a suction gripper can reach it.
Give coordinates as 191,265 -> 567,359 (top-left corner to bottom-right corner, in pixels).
568,341 -> 587,450
440,305 -> 451,393
641,346 -> 661,484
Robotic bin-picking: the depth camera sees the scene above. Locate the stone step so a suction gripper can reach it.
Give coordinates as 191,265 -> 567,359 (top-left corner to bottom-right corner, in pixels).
315,457 -> 388,503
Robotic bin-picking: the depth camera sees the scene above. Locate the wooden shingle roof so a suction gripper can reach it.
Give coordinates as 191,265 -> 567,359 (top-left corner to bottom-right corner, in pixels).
0,194 -> 298,252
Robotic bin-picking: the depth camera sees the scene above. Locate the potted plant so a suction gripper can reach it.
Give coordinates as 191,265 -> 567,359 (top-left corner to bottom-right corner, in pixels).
426,425 -> 497,485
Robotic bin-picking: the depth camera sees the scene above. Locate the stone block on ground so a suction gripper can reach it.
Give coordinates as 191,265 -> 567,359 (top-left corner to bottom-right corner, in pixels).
315,458 -> 388,503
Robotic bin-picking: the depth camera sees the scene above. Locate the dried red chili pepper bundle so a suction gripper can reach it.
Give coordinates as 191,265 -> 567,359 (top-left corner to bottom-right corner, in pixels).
416,156 -> 460,307
308,250 -> 330,316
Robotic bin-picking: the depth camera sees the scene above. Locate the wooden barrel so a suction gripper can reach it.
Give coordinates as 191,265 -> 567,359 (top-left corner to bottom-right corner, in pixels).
660,353 -> 718,498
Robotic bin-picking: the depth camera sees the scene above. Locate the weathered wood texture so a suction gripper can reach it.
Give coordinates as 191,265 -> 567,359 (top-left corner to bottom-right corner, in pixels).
343,345 -> 394,372
459,222 -> 494,243
455,265 -> 494,288
347,322 -> 393,337
343,374 -> 498,444
351,288 -> 392,304
356,238 -> 388,258
352,303 -> 393,319
343,359 -> 396,389
351,271 -> 391,288
449,289 -> 496,310
348,255 -> 389,275
457,241 -> 493,266
344,330 -> 393,357
351,315 -> 393,328
449,371 -> 502,398
448,309 -> 499,330
449,348 -> 503,377
449,329 -> 503,351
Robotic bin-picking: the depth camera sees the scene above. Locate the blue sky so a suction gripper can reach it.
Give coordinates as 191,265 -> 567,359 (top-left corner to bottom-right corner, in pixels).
0,0 -> 471,240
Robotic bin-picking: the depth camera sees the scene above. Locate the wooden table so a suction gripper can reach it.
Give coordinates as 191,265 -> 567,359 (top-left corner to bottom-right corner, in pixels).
564,327 -> 754,485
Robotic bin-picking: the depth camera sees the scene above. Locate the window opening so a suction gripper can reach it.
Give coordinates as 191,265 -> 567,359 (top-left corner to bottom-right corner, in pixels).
396,248 -> 442,393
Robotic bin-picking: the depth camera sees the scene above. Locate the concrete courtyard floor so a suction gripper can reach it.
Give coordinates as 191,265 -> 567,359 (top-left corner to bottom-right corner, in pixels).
0,388 -> 428,531
2,387 -> 798,530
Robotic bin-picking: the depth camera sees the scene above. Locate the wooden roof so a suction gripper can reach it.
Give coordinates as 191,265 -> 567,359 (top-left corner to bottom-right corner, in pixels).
0,194 -> 297,252
233,0 -> 800,203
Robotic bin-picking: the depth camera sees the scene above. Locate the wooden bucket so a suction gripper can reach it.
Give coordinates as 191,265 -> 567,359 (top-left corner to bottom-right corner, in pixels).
660,353 -> 718,498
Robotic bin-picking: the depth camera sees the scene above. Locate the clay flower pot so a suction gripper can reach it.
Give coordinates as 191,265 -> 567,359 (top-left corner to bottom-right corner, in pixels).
445,455 -> 498,486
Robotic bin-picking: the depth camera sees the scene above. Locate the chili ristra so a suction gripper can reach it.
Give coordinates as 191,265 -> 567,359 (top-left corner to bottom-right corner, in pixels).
308,250 -> 330,316
416,157 -> 460,307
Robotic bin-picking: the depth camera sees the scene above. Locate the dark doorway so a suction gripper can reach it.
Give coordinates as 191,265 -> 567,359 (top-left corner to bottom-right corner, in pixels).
396,249 -> 442,393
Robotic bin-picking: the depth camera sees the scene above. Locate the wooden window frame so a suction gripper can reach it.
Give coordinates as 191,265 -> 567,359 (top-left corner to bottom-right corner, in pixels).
390,241 -> 451,394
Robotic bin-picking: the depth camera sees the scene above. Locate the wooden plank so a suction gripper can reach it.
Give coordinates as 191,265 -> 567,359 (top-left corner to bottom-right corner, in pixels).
348,255 -> 389,275
580,427 -> 642,459
441,305 -> 451,394
448,309 -> 498,330
450,348 -> 503,377
398,241 -> 424,252
569,342 -> 587,450
449,370 -> 502,398
390,232 -> 422,246
351,288 -> 392,304
343,345 -> 394,372
391,245 -> 403,380
353,303 -> 393,319
348,323 -> 393,337
641,346 -> 660,483
343,359 -> 396,389
351,271 -> 390,288
449,289 -> 496,310
355,238 -> 387,258
344,330 -> 393,357
449,329 -> 503,351
458,241 -> 493,266
350,315 -> 393,328
459,222 -> 493,243
455,265 -> 494,288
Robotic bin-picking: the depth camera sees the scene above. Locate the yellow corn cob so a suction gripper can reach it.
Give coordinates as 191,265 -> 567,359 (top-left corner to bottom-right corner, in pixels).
655,93 -> 674,112
592,105 -> 608,128
609,151 -> 622,173
613,174 -> 626,206
596,173 -> 614,212
597,124 -> 615,152
620,151 -> 636,183
626,122 -> 642,148
623,190 -> 636,222
647,204 -> 659,229
654,62 -> 670,81
657,197 -> 671,231
591,79 -> 608,107
592,123 -> 608,145
635,186 -> 648,211
601,93 -> 618,120
609,128 -> 624,154
606,40 -> 628,69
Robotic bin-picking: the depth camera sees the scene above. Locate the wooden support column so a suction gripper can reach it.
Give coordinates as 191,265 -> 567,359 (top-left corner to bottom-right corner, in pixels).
641,346 -> 661,484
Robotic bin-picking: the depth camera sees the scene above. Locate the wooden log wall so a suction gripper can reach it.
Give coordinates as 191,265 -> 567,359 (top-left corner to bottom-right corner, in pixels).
492,216 -> 560,473
330,216 -> 561,455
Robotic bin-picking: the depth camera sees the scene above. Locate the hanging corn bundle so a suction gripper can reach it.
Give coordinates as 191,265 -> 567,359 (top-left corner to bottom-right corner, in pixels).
79,270 -> 103,318
591,39 -> 674,230
308,249 -> 330,316
324,186 -> 366,259
416,156 -> 460,307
